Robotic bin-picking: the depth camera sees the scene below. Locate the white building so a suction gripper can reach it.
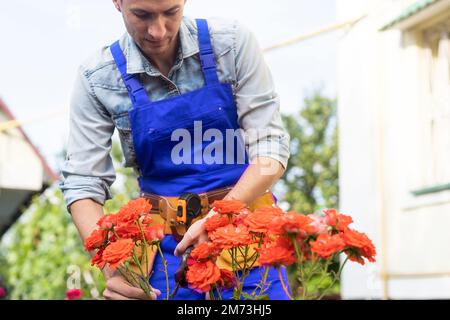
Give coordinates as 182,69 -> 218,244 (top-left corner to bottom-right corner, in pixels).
337,0 -> 450,299
0,98 -> 57,236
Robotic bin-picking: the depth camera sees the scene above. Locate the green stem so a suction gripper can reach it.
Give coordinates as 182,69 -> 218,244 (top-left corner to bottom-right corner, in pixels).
157,243 -> 170,300
277,267 -> 293,300
317,256 -> 349,300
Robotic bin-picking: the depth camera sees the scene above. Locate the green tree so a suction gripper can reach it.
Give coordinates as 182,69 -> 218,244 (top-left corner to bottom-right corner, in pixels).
281,91 -> 340,299
0,141 -> 139,299
281,91 -> 339,213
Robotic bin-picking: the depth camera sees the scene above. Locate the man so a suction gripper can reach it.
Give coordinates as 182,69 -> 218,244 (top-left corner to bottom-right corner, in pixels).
60,0 -> 290,300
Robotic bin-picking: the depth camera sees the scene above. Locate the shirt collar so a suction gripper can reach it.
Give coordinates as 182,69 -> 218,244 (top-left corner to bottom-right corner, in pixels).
124,16 -> 199,76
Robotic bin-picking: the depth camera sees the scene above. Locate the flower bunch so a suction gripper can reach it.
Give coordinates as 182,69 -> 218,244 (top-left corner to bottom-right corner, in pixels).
186,201 -> 376,300
84,198 -> 166,299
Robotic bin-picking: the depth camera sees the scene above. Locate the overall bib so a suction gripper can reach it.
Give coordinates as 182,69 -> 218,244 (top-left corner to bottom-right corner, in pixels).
110,19 -> 290,300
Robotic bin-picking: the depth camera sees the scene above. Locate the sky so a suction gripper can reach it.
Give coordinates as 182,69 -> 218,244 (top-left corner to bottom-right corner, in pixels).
0,0 -> 338,172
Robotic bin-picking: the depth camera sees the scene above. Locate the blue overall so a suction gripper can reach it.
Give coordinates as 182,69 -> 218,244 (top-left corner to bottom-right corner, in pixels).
110,19 -> 290,300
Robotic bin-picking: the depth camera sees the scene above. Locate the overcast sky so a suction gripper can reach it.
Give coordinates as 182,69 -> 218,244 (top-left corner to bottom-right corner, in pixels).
0,0 -> 337,171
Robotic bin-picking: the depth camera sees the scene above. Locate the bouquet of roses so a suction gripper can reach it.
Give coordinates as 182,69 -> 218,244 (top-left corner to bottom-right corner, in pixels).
84,198 -> 166,299
184,200 -> 376,300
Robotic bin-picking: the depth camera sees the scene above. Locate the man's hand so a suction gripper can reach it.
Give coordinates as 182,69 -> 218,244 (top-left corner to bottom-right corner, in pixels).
173,209 -> 215,257
102,268 -> 161,300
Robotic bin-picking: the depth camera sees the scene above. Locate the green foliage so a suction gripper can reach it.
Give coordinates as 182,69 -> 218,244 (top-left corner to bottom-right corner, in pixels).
281,91 -> 339,213
281,91 -> 340,299
0,188 -> 104,299
0,140 -> 139,300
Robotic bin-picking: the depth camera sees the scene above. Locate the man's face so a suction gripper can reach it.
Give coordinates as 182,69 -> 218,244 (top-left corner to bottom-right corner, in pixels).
113,0 -> 185,58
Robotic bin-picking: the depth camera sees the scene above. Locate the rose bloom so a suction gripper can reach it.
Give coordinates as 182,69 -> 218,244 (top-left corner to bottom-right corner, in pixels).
324,209 -> 353,231
341,229 -> 376,265
115,223 -> 141,240
309,213 -> 329,235
257,237 -> 296,267
102,238 -> 135,269
212,199 -> 246,215
231,208 -> 252,226
186,260 -> 222,292
143,224 -> 165,243
269,212 -> 316,236
141,215 -> 153,226
97,214 -> 119,229
209,224 -> 253,250
218,269 -> 236,289
91,248 -> 106,268
84,228 -> 107,251
65,289 -> 82,300
116,198 -> 152,224
310,234 -> 346,259
204,214 -> 230,233
243,207 -> 283,234
190,242 -> 221,262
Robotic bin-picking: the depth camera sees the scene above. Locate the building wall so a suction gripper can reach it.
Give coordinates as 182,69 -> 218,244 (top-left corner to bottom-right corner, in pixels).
337,0 -> 450,299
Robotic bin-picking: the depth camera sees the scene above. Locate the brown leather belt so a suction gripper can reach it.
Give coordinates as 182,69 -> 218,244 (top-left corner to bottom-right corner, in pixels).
140,185 -> 234,241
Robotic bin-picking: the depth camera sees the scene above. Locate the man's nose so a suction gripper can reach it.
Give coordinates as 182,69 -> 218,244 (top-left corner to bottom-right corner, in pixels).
148,16 -> 166,41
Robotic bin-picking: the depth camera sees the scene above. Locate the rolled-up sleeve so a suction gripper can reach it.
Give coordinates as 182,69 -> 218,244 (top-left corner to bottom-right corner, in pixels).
233,22 -> 290,169
59,66 -> 116,213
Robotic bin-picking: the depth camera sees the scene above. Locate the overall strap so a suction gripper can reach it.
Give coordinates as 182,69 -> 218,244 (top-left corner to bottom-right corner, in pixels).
110,41 -> 151,106
195,19 -> 220,86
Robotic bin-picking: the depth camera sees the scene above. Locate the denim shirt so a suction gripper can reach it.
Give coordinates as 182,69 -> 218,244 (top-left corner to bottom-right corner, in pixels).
59,16 -> 290,211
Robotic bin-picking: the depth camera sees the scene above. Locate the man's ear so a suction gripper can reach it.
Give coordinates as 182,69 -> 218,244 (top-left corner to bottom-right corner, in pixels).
112,0 -> 122,12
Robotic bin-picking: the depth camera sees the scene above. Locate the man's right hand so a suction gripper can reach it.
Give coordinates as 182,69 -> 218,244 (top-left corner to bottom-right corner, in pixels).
102,268 -> 161,300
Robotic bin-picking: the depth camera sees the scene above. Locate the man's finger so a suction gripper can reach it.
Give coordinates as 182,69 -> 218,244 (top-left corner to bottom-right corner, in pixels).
103,288 -> 137,300
106,276 -> 160,300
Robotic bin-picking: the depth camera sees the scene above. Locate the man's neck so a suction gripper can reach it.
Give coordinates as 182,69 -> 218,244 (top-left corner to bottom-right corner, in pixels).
146,36 -> 180,78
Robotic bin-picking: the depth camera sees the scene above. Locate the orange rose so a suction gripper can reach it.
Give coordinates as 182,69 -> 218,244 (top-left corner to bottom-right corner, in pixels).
91,248 -> 106,268
310,234 -> 346,259
190,242 -> 221,262
143,224 -> 165,243
115,223 -> 141,240
336,214 -> 353,231
342,229 -> 376,265
204,214 -> 230,233
84,229 -> 107,251
257,237 -> 296,267
116,198 -> 152,224
97,214 -> 119,229
218,269 -> 236,289
186,260 -> 222,292
210,224 -> 253,250
231,208 -> 252,226
269,211 -> 316,236
243,207 -> 283,234
212,199 -> 246,215
102,238 -> 135,269
324,209 -> 353,231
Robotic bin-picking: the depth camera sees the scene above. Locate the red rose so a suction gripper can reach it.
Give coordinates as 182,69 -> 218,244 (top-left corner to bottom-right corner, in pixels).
218,269 -> 236,289
186,260 -> 222,292
65,289 -> 82,300
143,224 -> 165,243
97,214 -> 119,229
204,214 -> 230,233
342,229 -> 376,265
212,200 -> 246,215
243,207 -> 283,234
257,237 -> 296,267
310,234 -> 346,259
102,238 -> 135,269
210,224 -> 253,250
84,229 -> 107,251
269,212 -> 316,236
190,242 -> 221,262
